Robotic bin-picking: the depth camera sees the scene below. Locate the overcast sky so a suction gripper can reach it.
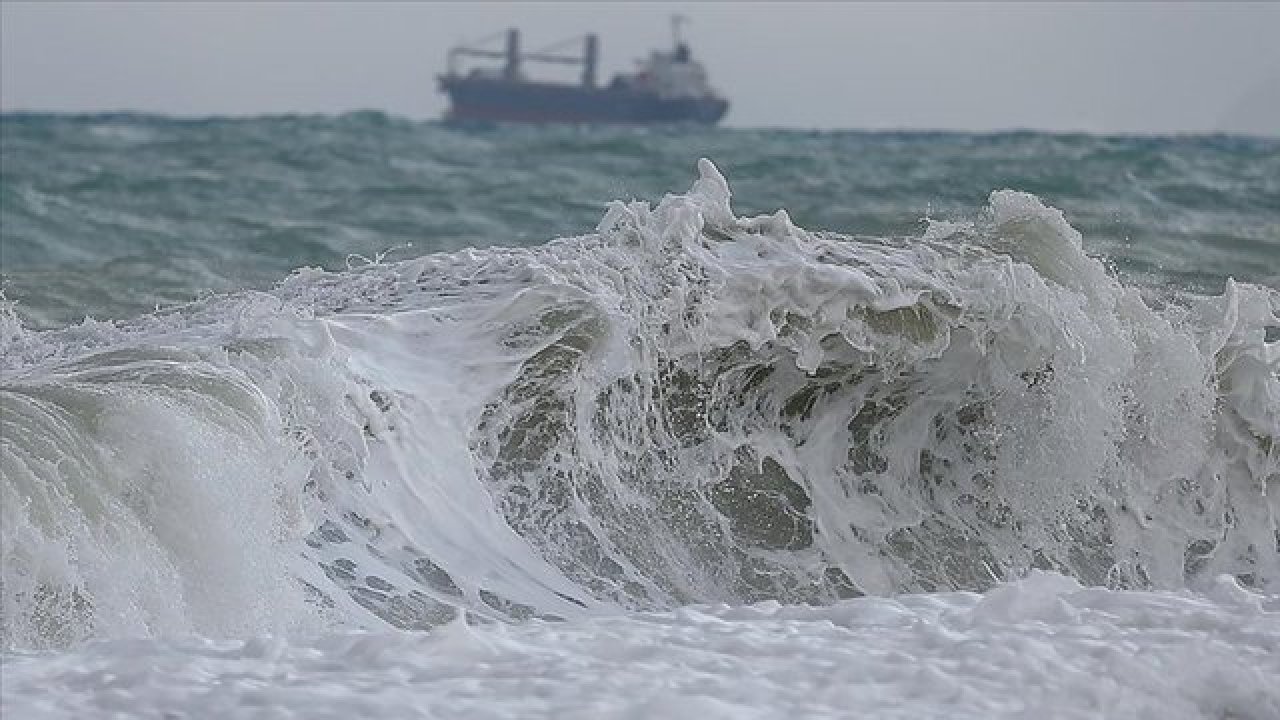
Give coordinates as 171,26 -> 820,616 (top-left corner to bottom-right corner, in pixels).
2,2 -> 1277,135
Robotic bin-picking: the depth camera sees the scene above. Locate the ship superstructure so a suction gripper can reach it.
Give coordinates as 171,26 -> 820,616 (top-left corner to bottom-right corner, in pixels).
438,19 -> 729,125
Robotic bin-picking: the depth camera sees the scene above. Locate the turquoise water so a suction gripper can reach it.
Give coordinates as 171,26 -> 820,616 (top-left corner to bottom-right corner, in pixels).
3,113 -> 1276,329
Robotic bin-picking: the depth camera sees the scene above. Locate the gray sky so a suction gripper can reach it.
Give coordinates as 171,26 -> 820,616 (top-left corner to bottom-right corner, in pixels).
2,2 -> 1277,135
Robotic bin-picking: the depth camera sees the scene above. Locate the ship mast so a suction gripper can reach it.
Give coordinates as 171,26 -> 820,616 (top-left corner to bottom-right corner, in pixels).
670,14 -> 691,63
671,14 -> 688,48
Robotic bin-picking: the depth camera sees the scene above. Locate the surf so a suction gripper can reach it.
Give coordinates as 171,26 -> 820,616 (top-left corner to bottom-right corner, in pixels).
2,159 -> 1276,651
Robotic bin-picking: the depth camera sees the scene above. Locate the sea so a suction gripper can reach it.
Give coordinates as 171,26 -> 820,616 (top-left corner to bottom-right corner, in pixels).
1,113 -> 1277,718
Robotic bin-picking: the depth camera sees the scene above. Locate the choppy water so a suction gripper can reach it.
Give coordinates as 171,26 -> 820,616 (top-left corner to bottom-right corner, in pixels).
4,113 -> 1277,330
1,113 -> 1277,674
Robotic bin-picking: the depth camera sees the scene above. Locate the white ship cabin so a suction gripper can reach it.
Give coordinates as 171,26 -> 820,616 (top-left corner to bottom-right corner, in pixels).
631,43 -> 716,99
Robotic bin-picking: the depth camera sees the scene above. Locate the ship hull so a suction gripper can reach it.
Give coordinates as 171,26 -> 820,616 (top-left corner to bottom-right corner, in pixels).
439,76 -> 728,125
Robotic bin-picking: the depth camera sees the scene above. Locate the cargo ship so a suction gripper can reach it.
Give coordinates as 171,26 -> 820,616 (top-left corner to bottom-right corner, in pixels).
437,19 -> 729,125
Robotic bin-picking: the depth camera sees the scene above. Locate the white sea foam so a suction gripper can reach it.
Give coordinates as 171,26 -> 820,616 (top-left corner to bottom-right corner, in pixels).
2,159 -> 1278,714
4,572 -> 1277,719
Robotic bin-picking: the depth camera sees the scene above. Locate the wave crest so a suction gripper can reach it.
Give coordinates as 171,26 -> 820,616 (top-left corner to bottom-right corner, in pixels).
2,160 -> 1276,650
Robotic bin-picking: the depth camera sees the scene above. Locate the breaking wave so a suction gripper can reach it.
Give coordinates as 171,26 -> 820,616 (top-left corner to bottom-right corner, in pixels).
2,160 -> 1277,650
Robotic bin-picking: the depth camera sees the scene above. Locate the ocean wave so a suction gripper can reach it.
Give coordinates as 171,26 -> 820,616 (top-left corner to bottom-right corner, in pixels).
2,160 -> 1276,650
